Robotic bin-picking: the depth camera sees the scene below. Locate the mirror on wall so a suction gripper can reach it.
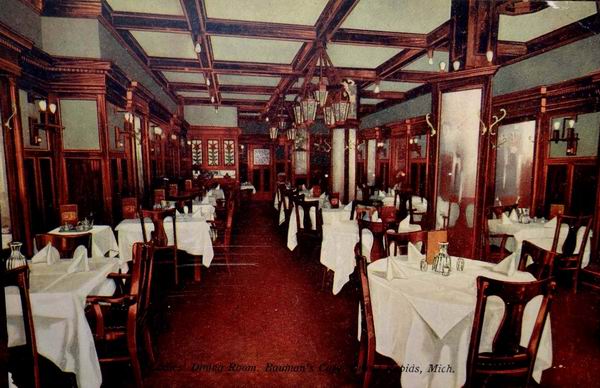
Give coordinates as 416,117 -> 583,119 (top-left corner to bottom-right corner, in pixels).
435,88 -> 483,256
549,112 -> 600,158
494,120 -> 536,207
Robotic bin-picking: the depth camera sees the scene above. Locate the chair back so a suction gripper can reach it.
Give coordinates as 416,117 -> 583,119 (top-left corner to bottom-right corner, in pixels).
35,233 -> 92,258
121,197 -> 138,220
130,242 -> 155,327
549,204 -> 564,219
394,189 -> 412,220
168,184 -> 178,197
59,204 -> 78,226
329,192 -> 340,208
551,214 -> 592,258
519,240 -> 555,280
184,179 -> 193,192
4,266 -> 40,388
351,200 -> 378,221
357,219 -> 387,261
312,185 -> 321,197
355,244 -> 376,361
153,189 -> 166,205
465,276 -> 556,387
294,198 -> 322,232
488,204 -> 518,219
385,230 -> 427,257
139,208 -> 177,248
380,206 -> 398,224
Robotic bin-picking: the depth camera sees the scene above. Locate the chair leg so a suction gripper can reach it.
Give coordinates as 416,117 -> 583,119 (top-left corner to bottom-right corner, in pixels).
127,328 -> 143,388
143,325 -> 156,367
173,248 -> 179,286
356,337 -> 367,376
573,270 -> 579,293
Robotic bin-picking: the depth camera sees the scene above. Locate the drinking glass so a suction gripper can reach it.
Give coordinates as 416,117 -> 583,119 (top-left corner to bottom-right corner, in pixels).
420,259 -> 428,272
456,257 -> 465,271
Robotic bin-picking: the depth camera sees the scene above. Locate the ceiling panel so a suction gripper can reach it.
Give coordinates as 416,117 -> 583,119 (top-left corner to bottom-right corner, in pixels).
327,43 -> 403,69
220,93 -> 271,101
130,31 -> 197,59
342,0 -> 451,34
499,1 -> 597,42
361,98 -> 385,104
365,81 -> 423,92
218,74 -> 281,86
285,94 -> 297,101
162,71 -> 205,84
106,0 -> 184,15
211,36 -> 303,64
177,91 -> 210,98
204,0 -> 328,26
402,50 -> 448,71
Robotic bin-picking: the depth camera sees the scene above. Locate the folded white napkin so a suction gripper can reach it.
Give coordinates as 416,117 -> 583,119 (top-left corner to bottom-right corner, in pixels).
375,218 -> 382,223
398,215 -> 411,231
301,184 -> 307,191
509,209 -> 519,222
386,257 -> 408,281
501,213 -> 512,225
201,196 -> 209,204
31,243 -> 60,265
407,242 -> 425,262
544,217 -> 557,229
344,201 -> 353,211
319,192 -> 326,199
371,210 -> 379,222
492,252 -> 516,276
67,245 -> 90,273
216,184 -> 221,190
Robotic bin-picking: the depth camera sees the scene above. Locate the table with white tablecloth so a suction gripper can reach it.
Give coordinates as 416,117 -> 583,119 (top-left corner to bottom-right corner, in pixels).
319,219 -> 421,295
115,216 -> 214,266
48,225 -> 119,258
367,257 -> 553,388
189,201 -> 216,221
488,219 -> 592,268
6,257 -> 125,388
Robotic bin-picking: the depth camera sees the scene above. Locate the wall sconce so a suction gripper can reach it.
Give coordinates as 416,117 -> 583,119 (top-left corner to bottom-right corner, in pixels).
550,117 -> 579,156
116,111 -> 136,147
486,50 -> 494,63
31,99 -> 62,145
154,126 -> 163,138
439,61 -> 447,72
287,126 -> 296,142
171,134 -> 178,141
452,60 -> 460,71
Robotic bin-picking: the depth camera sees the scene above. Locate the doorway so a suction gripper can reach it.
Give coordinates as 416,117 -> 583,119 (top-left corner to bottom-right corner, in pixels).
248,144 -> 272,201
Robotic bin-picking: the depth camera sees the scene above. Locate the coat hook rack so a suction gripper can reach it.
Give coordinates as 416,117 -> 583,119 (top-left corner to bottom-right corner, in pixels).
480,108 -> 507,136
425,113 -> 436,136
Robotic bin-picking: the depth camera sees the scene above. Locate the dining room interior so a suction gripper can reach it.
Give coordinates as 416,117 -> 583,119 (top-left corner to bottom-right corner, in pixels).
0,0 -> 600,387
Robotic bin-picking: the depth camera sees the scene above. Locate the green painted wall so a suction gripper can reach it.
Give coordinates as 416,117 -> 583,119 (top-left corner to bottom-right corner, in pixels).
550,112 -> 599,158
61,99 -> 101,150
0,0 -> 42,45
41,17 -> 101,58
184,105 -> 238,127
359,93 -> 432,129
493,34 -> 600,96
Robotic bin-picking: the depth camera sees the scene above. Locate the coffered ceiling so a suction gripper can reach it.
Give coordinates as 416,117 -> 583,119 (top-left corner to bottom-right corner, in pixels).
100,0 -> 599,121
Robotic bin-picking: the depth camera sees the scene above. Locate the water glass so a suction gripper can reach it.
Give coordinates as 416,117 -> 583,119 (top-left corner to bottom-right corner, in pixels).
442,265 -> 451,276
456,257 -> 465,271
420,259 -> 428,272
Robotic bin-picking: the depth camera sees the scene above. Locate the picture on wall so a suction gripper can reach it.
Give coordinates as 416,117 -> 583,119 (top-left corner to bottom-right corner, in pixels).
253,148 -> 270,166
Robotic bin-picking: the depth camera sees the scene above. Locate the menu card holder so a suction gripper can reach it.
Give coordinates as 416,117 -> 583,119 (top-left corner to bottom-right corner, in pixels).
426,230 -> 448,264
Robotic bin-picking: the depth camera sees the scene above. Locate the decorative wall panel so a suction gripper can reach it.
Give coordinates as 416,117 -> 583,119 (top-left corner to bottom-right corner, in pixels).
61,99 -> 100,150
207,139 -> 219,166
223,140 -> 235,165
191,139 -> 202,169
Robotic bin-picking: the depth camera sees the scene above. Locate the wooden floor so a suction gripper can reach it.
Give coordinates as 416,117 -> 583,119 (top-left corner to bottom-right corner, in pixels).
101,201 -> 600,387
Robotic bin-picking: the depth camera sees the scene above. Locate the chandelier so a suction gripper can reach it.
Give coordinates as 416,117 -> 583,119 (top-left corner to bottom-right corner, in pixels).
292,42 -> 352,129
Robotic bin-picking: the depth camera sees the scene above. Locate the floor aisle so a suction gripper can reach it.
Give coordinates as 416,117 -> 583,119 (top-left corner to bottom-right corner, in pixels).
145,201 -> 361,387
101,201 -> 600,388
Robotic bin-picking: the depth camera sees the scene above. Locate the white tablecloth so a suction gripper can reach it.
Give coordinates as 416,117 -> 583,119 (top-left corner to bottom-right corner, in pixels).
48,225 -> 119,258
286,197 -> 325,251
488,219 -> 592,268
190,201 -> 216,221
367,257 -> 552,388
240,183 -> 256,194
6,257 -> 125,388
115,216 -> 214,266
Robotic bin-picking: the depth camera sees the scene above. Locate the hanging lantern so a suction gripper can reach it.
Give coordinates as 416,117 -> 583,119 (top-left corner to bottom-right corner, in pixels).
313,82 -> 328,107
269,126 -> 278,141
278,117 -> 287,130
301,97 -> 317,125
287,126 -> 296,141
324,106 -> 335,128
293,103 -> 304,126
332,100 -> 350,125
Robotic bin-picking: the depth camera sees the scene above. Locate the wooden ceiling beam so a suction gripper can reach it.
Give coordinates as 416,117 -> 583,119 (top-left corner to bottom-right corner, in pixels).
497,41 -> 528,58
112,12 -> 189,32
206,19 -> 316,41
376,48 -> 425,79
332,28 -> 428,48
387,71 -> 437,82
361,91 -> 406,100
214,61 -> 299,76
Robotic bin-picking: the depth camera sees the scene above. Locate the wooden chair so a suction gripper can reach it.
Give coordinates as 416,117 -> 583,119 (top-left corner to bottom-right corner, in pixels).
481,206 -> 517,263
351,200 -> 379,221
550,214 -> 592,292
407,194 -> 427,226
329,192 -> 340,208
549,204 -> 564,219
384,230 -> 428,257
184,179 -> 193,192
293,197 -> 323,258
519,240 -> 555,280
153,189 -> 166,206
86,243 -> 155,388
139,208 -> 179,286
6,266 -> 77,388
379,206 -> 398,228
209,199 -> 235,274
59,204 -> 78,226
282,188 -> 295,226
357,219 -> 387,262
168,184 -> 178,197
393,189 -> 411,221
465,276 -> 556,388
121,197 -> 139,220
355,244 -> 399,387
35,233 -> 92,258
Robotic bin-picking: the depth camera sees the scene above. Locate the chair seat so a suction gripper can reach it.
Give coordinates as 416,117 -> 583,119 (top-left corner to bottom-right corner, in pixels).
9,346 -> 77,388
477,348 -> 530,372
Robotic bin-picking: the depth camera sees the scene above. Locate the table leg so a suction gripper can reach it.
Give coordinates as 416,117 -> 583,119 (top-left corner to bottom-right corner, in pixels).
193,255 -> 202,283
